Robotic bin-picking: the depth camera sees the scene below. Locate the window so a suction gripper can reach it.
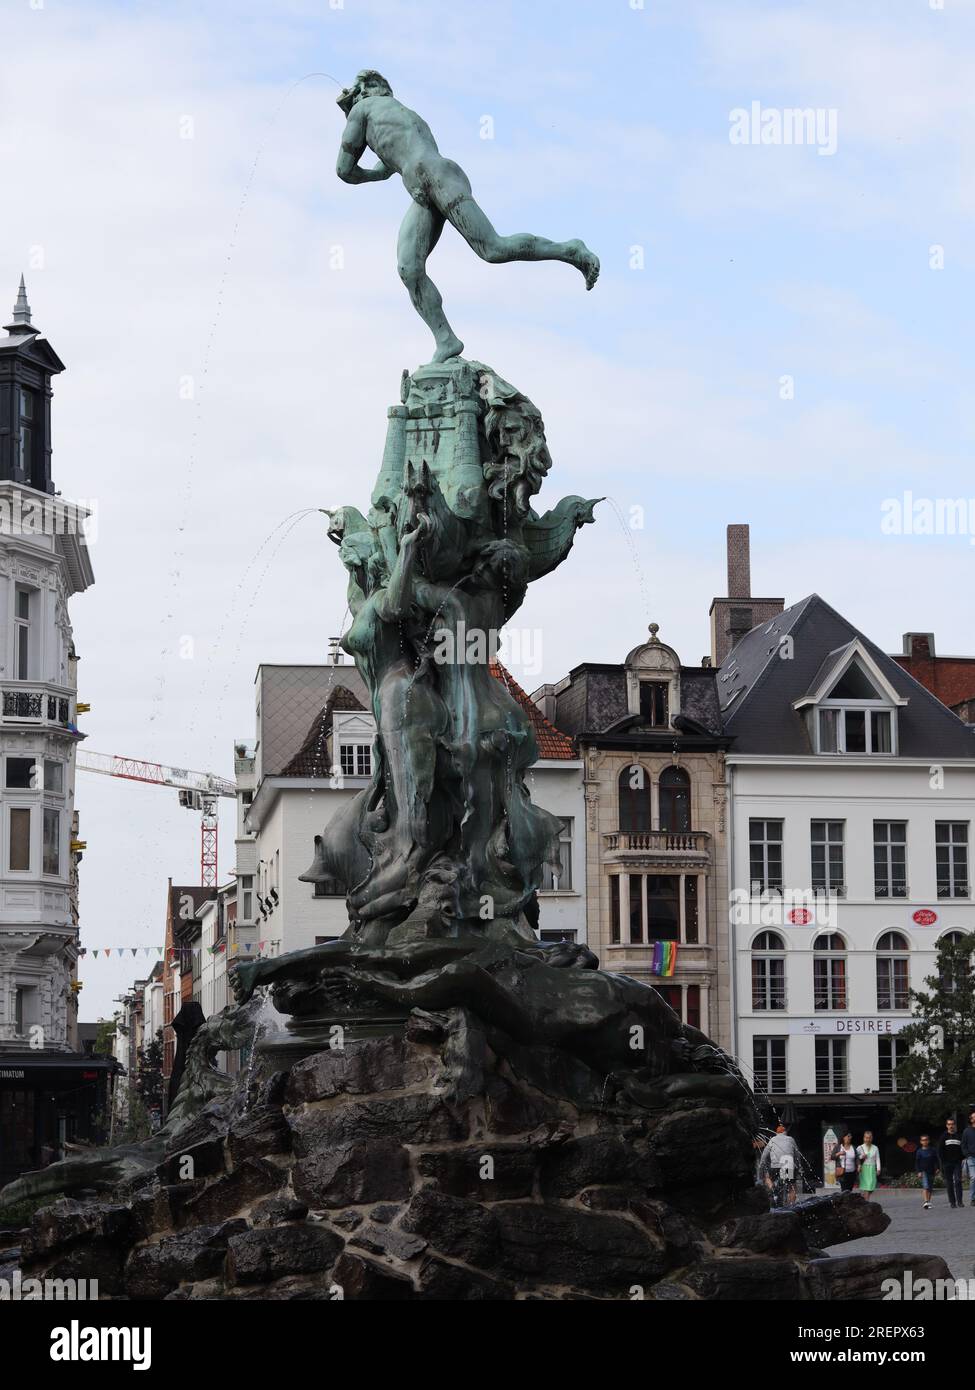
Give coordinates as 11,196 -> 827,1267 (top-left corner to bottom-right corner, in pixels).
646,875 -> 679,940
6,757 -> 35,789
18,389 -> 33,475
9,807 -> 30,871
14,587 -> 31,680
14,986 -> 37,1035
608,872 -> 692,944
540,929 -> 578,944
749,819 -> 783,894
876,931 -> 910,1010
43,760 -> 64,793
878,1037 -> 907,1093
685,984 -> 701,1031
629,875 -> 643,944
618,764 -> 651,834
874,821 -> 907,898
753,1037 -> 787,1094
659,767 -> 690,833
657,985 -> 681,1015
339,743 -> 372,778
815,1037 -> 848,1093
540,818 -> 573,890
684,875 -> 699,944
639,681 -> 668,727
937,932 -> 968,991
752,931 -> 786,1011
654,984 -> 699,1030
813,933 -> 847,1011
811,820 -> 844,894
42,808 -> 60,876
239,875 -> 253,921
936,822 -> 969,899
817,706 -> 893,754
313,878 -> 345,897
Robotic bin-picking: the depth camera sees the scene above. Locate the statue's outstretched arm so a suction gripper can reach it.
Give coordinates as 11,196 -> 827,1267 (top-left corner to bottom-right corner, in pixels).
336,108 -> 394,184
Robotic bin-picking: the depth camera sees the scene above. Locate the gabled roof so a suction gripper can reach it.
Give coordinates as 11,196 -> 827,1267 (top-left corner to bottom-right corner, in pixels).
718,593 -> 975,757
490,661 -> 577,759
281,684 -> 369,777
794,638 -> 907,710
0,332 -> 66,373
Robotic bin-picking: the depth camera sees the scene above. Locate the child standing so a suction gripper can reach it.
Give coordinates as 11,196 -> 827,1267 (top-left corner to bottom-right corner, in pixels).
915,1134 -> 939,1210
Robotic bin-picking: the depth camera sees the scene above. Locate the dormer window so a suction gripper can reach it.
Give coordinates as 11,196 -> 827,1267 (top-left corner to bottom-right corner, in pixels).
793,640 -> 905,756
624,623 -> 680,726
818,706 -> 892,754
639,680 -> 668,727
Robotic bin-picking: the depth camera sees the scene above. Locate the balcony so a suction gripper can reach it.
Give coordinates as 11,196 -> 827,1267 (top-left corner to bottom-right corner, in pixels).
0,684 -> 73,729
603,829 -> 711,863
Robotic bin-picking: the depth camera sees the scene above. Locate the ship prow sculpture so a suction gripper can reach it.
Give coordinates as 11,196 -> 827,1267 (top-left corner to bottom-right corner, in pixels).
0,72 -> 951,1303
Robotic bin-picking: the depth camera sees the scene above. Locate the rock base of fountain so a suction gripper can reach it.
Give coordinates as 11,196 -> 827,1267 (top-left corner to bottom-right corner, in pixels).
13,1007 -> 952,1300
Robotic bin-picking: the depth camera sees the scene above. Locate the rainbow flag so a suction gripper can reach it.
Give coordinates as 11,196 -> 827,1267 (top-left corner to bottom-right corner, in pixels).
650,941 -> 678,977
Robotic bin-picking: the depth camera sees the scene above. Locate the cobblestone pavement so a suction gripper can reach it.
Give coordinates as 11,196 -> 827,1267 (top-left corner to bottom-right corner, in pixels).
823,1187 -> 975,1282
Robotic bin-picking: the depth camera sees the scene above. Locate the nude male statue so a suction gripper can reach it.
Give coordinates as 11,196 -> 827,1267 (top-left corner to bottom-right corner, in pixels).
336,70 -> 600,362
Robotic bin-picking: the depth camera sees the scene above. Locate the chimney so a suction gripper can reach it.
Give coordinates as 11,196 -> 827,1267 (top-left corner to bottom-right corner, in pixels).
727,524 -> 751,599
902,633 -> 935,660
709,524 -> 785,668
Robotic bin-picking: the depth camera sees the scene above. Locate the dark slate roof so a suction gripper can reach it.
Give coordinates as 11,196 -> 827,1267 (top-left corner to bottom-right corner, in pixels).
718,593 -> 975,757
677,668 -> 724,735
801,640 -> 859,703
548,661 -> 728,745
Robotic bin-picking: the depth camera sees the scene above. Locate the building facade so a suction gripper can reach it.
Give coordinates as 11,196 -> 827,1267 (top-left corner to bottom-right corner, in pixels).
0,279 -> 112,1184
722,592 -> 975,1177
537,624 -> 733,1049
235,659 -> 586,958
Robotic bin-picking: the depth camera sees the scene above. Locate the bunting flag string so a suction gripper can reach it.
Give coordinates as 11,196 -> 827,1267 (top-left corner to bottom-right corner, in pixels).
79,941 -> 278,961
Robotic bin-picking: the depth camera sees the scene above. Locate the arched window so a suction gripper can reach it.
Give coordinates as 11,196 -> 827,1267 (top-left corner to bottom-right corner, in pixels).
659,766 -> 691,833
937,931 -> 967,992
618,763 -> 651,834
876,931 -> 910,1010
752,931 -> 786,1011
813,933 -> 847,1012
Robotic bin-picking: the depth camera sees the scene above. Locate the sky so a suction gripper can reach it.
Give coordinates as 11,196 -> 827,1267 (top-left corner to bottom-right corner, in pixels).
1,0 -> 973,1018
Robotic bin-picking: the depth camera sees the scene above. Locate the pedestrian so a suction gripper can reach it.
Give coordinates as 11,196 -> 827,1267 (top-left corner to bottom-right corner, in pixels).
914,1134 -> 939,1210
759,1124 -> 800,1206
856,1131 -> 881,1199
938,1117 -> 965,1209
962,1110 -> 975,1209
832,1133 -> 858,1192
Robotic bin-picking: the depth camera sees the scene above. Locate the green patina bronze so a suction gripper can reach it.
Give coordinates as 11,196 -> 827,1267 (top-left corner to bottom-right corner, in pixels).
334,69 -> 599,362
232,354 -> 599,1021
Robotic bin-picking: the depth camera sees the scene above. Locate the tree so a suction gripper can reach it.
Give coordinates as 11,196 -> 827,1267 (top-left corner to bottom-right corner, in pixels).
93,1017 -> 116,1056
894,932 -> 975,1123
134,1030 -> 164,1118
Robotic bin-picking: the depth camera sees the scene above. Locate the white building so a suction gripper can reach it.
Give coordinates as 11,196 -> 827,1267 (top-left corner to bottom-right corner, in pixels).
0,279 -> 111,1183
143,962 -> 165,1047
197,890 -> 231,1022
721,592 -> 975,1176
235,660 -> 586,957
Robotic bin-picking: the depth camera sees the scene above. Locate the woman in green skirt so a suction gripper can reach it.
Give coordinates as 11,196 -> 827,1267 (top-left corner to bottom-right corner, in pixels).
856,1131 -> 881,1198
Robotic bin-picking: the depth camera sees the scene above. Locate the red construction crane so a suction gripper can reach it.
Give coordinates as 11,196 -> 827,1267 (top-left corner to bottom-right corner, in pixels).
76,751 -> 236,887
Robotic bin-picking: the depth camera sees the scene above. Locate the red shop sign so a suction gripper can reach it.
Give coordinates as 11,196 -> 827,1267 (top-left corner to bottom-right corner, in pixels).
788,909 -> 813,925
912,909 -> 938,926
